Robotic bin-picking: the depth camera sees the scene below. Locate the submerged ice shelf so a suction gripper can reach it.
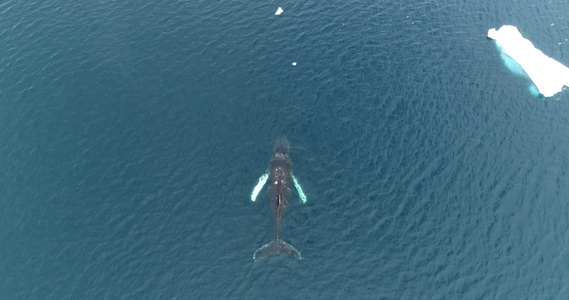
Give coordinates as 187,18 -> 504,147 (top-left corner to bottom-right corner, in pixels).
488,25 -> 569,97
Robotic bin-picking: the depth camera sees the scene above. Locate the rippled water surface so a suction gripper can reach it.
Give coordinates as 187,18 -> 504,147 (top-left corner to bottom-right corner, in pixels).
1,0 -> 569,299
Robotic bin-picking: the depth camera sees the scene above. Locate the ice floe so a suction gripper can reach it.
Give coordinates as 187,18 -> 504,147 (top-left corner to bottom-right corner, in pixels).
275,7 -> 283,15
487,25 -> 569,97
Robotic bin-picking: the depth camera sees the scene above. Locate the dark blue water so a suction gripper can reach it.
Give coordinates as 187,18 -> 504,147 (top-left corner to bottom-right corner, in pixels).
1,0 -> 569,299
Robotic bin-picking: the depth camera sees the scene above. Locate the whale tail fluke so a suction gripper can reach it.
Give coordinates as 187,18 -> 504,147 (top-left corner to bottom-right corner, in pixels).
253,239 -> 301,260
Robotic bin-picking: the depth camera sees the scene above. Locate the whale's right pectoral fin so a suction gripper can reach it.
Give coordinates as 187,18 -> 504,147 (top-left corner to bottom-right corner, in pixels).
251,173 -> 269,202
292,175 -> 307,204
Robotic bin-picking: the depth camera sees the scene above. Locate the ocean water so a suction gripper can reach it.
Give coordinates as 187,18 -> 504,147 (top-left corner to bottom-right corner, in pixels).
1,0 -> 569,299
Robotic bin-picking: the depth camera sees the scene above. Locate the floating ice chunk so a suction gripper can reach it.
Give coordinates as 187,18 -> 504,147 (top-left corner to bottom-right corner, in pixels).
488,25 -> 569,97
275,7 -> 283,15
292,62 -> 297,66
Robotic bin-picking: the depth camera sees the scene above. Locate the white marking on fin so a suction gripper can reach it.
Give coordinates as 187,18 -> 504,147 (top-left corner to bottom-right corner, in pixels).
292,175 -> 307,204
251,173 -> 268,202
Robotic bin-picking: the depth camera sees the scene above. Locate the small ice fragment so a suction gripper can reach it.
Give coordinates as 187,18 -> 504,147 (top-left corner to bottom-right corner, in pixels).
275,7 -> 283,15
487,25 -> 569,97
292,62 -> 297,66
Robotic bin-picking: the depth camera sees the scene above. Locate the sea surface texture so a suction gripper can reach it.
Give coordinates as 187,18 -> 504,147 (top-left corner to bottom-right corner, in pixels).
1,0 -> 569,299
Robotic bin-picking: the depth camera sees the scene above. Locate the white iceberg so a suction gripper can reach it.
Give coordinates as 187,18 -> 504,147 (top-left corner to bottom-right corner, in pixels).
275,7 -> 283,15
487,25 -> 569,97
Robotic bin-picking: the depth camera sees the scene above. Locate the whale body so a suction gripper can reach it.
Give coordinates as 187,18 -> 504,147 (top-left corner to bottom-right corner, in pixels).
251,137 -> 307,260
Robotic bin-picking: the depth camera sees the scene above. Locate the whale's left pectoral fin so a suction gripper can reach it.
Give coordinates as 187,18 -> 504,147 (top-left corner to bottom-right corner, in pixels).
251,173 -> 269,202
292,175 -> 307,204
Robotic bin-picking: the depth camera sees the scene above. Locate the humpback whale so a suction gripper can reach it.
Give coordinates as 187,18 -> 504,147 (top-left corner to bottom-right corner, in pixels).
251,137 -> 307,260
